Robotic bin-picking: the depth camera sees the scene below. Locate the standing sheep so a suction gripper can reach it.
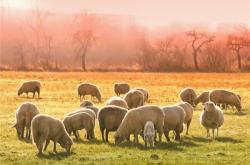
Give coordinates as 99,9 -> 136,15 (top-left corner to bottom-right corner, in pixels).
63,112 -> 95,140
194,91 -> 209,106
31,114 -> 73,155
17,80 -> 41,98
144,121 -> 155,148
98,105 -> 128,142
124,89 -> 144,109
161,105 -> 186,142
176,102 -> 193,135
200,101 -> 224,139
114,105 -> 164,144
179,88 -> 197,106
209,89 -> 242,112
13,102 -> 40,139
114,83 -> 130,96
133,88 -> 149,102
78,83 -> 102,102
106,96 -> 128,109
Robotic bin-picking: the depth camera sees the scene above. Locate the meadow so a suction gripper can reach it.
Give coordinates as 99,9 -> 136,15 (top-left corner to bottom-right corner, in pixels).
0,72 -> 250,165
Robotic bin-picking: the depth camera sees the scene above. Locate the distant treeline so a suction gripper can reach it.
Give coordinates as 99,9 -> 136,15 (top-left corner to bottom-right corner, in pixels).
0,7 -> 250,72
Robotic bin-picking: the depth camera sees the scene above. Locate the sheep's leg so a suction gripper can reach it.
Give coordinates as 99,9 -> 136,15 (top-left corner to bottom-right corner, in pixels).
158,132 -> 162,143
38,135 -> 47,154
217,128 -> 219,137
105,130 -> 109,142
21,123 -> 25,139
164,131 -> 170,142
44,139 -> 50,151
101,128 -> 105,142
73,131 -> 78,140
53,141 -> 57,153
174,129 -> 181,141
212,129 -> 215,139
206,129 -> 210,138
144,137 -> 147,147
133,134 -> 139,143
186,120 -> 192,135
33,92 -> 35,98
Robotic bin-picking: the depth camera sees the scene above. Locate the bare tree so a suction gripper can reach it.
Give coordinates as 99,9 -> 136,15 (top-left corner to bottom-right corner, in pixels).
73,12 -> 96,71
228,35 -> 250,70
186,30 -> 214,71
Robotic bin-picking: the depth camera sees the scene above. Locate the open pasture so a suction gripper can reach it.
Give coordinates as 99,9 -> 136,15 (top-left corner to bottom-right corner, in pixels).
0,72 -> 250,164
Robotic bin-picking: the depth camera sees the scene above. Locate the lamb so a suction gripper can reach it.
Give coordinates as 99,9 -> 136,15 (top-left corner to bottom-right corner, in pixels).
31,114 -> 73,155
133,88 -> 149,102
200,101 -> 224,139
63,112 -> 95,140
177,102 -> 193,135
114,105 -> 164,144
179,88 -> 197,106
106,96 -> 128,109
124,89 -> 144,109
98,105 -> 128,142
143,121 -> 155,148
17,80 -> 41,98
114,83 -> 130,96
13,102 -> 40,139
209,89 -> 242,112
194,91 -> 209,106
77,83 -> 102,102
161,105 -> 186,142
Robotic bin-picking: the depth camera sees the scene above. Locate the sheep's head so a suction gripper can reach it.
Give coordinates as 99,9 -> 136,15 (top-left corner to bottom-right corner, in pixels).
17,87 -> 23,96
236,104 -> 242,112
59,135 -> 73,153
12,123 -> 22,138
96,91 -> 102,103
114,135 -> 125,144
80,100 -> 94,107
203,101 -> 215,112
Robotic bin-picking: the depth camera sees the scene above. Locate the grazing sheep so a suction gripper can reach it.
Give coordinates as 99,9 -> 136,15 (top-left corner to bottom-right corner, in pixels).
78,83 -> 102,102
133,88 -> 149,102
106,96 -> 128,109
222,94 -> 242,111
177,102 -> 193,135
31,114 -> 73,155
161,105 -> 186,142
13,102 -> 40,139
98,105 -> 128,142
114,105 -> 164,144
17,80 -> 41,98
80,100 -> 94,107
194,91 -> 209,106
63,112 -> 95,140
124,89 -> 144,109
209,89 -> 242,112
144,121 -> 155,148
114,83 -> 130,96
179,88 -> 197,106
200,101 -> 224,139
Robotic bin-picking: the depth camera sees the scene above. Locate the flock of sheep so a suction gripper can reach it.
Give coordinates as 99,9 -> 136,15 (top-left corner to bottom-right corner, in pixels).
13,80 -> 242,155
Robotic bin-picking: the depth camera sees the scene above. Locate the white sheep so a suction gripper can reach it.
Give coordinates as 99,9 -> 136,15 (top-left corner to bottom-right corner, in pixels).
144,121 -> 155,148
106,96 -> 128,109
124,89 -> 144,109
133,88 -> 149,102
17,80 -> 41,98
200,101 -> 224,139
31,114 -> 73,155
77,83 -> 102,102
13,102 -> 40,139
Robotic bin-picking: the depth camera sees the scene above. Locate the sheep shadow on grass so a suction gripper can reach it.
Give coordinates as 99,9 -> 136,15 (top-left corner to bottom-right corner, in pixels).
37,151 -> 75,160
224,112 -> 247,116
190,136 -> 243,144
73,138 -> 103,145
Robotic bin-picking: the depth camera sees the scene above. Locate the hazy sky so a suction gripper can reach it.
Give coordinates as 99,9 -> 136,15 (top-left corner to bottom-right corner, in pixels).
2,0 -> 250,27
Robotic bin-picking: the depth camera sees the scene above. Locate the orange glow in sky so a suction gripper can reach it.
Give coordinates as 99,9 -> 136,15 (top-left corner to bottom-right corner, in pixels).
1,0 -> 250,27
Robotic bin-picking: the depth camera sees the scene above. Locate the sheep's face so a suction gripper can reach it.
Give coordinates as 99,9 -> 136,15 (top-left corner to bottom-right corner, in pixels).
17,88 -> 22,96
13,124 -> 22,137
115,136 -> 125,144
204,102 -> 215,112
59,136 -> 73,153
146,133 -> 155,144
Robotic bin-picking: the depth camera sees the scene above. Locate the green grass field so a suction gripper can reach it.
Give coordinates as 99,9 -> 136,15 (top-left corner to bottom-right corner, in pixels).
0,72 -> 250,165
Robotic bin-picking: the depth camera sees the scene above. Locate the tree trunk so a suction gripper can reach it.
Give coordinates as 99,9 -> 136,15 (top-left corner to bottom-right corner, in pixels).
236,49 -> 241,70
193,51 -> 200,71
81,53 -> 86,71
